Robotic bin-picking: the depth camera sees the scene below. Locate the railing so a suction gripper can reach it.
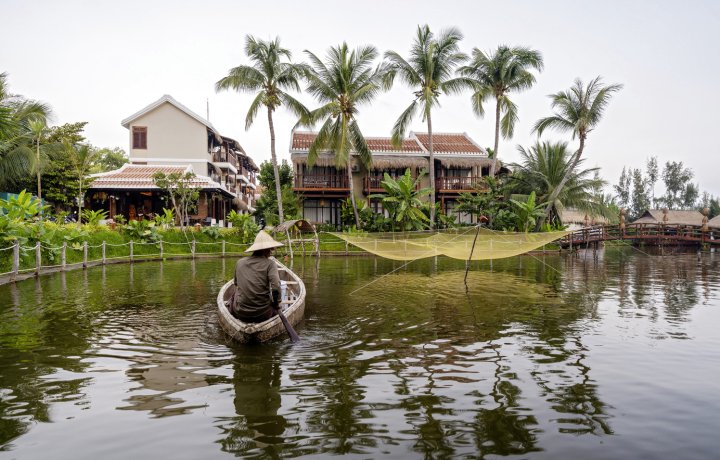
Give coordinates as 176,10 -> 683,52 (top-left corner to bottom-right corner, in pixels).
364,175 -> 419,193
212,152 -> 239,168
435,176 -> 486,192
294,174 -> 349,190
560,223 -> 720,247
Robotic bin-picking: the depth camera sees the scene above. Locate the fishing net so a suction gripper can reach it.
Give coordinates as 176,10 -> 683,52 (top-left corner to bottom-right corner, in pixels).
330,227 -> 571,261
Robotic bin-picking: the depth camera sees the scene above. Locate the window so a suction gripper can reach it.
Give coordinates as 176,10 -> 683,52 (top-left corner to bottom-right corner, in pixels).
132,126 -> 147,149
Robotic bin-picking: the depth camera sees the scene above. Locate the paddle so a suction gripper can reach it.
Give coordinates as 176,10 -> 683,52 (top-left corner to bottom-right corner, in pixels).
274,306 -> 300,343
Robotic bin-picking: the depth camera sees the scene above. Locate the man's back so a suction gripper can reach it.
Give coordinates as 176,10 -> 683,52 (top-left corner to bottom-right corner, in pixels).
233,255 -> 280,321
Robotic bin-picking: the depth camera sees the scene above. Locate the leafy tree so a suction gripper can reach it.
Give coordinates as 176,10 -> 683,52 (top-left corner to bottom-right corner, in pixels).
0,72 -> 53,190
613,166 -> 631,209
630,168 -> 651,218
46,121 -> 87,144
216,35 -> 309,225
91,146 -> 127,172
660,161 -> 694,209
511,141 -> 610,225
384,25 -> 468,227
459,45 -> 543,176
257,158 -> 293,189
303,42 -> 386,228
371,169 -> 432,231
254,159 -> 299,225
533,77 -> 622,228
456,176 -> 511,228
709,197 -> 720,218
152,171 -> 200,228
646,156 -> 659,207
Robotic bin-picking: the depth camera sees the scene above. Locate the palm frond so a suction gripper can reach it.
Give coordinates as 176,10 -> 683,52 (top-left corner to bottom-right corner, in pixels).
391,100 -> 419,147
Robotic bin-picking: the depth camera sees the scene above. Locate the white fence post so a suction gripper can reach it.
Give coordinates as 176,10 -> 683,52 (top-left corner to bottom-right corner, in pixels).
61,242 -> 67,270
102,241 -> 106,265
83,241 -> 88,268
192,240 -> 196,258
159,240 -> 163,258
129,241 -> 134,262
222,240 -> 225,256
12,242 -> 20,281
35,241 -> 42,276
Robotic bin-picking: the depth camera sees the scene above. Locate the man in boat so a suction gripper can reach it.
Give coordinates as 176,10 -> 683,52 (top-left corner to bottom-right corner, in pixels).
231,231 -> 284,323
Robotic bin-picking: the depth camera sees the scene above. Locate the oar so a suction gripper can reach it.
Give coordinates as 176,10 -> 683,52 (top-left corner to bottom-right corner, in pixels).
274,306 -> 300,343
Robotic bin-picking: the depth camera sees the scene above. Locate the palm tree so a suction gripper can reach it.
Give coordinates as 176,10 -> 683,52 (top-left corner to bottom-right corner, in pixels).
384,25 -> 469,227
511,140 -> 612,225
371,169 -> 432,231
216,36 -> 309,224
64,141 -> 100,226
27,118 -> 51,201
303,43 -> 385,228
0,72 -> 52,189
459,46 -> 543,176
532,77 -> 622,228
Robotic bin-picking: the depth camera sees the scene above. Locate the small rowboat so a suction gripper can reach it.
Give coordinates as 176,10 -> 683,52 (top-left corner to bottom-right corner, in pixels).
217,257 -> 306,343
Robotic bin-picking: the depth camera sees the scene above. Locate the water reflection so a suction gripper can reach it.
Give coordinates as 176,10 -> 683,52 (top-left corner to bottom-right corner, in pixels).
1,252 -> 719,458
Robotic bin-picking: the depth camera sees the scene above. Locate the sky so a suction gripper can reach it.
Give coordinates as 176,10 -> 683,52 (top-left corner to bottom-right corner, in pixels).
2,0 -> 720,198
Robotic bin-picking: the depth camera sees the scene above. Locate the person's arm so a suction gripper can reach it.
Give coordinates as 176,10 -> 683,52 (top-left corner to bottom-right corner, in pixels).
268,261 -> 281,309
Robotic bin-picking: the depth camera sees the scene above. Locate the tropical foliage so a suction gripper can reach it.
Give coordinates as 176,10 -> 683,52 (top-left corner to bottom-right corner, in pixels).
303,42 -> 386,228
216,35 -> 309,224
459,45 -> 543,176
152,171 -> 201,228
384,25 -> 468,226
371,169 -> 432,231
254,159 -> 300,225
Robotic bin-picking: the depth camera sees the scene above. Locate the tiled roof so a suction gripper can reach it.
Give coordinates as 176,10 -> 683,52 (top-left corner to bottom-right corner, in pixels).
89,164 -> 222,190
412,132 -> 485,154
291,131 -> 423,153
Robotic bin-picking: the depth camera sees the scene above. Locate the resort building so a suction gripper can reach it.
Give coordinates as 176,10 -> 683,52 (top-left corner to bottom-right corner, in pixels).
290,130 -> 495,227
88,95 -> 258,225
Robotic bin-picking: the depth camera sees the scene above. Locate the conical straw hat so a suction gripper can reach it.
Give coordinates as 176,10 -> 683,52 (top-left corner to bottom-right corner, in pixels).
245,230 -> 284,252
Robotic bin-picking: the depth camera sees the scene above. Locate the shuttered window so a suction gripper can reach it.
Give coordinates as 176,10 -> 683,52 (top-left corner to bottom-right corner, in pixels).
132,126 -> 147,149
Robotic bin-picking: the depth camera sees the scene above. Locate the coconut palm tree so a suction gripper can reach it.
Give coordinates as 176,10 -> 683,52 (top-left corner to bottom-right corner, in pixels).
532,77 -> 622,228
27,118 -> 51,201
0,72 -> 52,190
384,25 -> 469,227
459,46 -> 543,176
303,43 -> 386,228
511,140 -> 612,225
216,36 -> 309,224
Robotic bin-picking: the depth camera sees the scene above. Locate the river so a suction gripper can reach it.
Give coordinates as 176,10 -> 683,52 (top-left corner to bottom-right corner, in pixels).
1,250 -> 719,459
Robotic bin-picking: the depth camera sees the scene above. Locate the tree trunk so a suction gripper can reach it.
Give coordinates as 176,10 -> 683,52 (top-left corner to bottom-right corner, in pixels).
489,97 -> 501,177
36,141 -> 42,201
268,107 -> 284,224
535,136 -> 586,231
427,112 -> 435,229
347,160 -> 361,228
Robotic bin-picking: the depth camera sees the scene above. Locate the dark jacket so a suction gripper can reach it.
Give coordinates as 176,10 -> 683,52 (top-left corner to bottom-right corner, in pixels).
233,255 -> 280,322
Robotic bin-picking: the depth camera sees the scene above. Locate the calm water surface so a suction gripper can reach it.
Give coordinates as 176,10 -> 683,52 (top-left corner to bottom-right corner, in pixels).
1,250 -> 720,459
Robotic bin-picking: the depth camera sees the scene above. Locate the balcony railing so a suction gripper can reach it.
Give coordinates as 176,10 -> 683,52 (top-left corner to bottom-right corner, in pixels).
364,175 -> 419,193
212,152 -> 239,168
294,174 -> 349,190
435,176 -> 486,192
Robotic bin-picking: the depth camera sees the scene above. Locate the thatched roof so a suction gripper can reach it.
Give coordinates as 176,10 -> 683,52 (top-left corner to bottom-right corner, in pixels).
559,208 -> 610,225
273,219 -> 316,234
292,154 -> 351,168
371,155 -> 428,169
437,156 -> 494,168
708,215 -> 720,229
630,209 -> 705,226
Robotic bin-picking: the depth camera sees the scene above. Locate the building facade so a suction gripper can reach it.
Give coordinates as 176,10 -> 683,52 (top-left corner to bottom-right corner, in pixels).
88,95 -> 258,225
290,130 -> 494,227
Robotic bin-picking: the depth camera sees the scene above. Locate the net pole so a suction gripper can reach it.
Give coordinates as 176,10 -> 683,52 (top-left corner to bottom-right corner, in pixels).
464,224 -> 481,284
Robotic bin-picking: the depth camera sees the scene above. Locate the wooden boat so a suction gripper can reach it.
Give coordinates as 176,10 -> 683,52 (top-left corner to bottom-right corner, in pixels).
217,257 -> 306,343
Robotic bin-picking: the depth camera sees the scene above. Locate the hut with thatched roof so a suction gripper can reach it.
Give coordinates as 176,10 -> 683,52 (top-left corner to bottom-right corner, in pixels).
559,208 -> 610,230
630,209 -> 705,226
708,215 -> 720,229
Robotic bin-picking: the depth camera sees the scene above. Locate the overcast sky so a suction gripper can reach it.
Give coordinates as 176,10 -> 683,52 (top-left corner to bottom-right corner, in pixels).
3,0 -> 719,198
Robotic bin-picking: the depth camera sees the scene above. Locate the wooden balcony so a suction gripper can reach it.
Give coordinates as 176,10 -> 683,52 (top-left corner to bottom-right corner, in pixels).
294,174 -> 349,191
364,175 -> 419,194
435,176 -> 487,193
212,152 -> 239,168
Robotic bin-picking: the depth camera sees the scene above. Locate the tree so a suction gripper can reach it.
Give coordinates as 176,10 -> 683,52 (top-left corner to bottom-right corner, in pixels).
152,171 -> 201,229
613,166 -> 631,209
630,168 -> 651,218
371,169 -> 432,231
459,45 -> 543,176
384,25 -> 469,227
216,35 -> 309,225
91,146 -> 128,172
0,72 -> 53,190
660,161 -> 694,209
509,191 -> 547,232
511,141 -> 610,225
303,42 -> 386,228
254,159 -> 300,225
646,156 -> 659,207
63,142 -> 100,225
533,77 -> 622,229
